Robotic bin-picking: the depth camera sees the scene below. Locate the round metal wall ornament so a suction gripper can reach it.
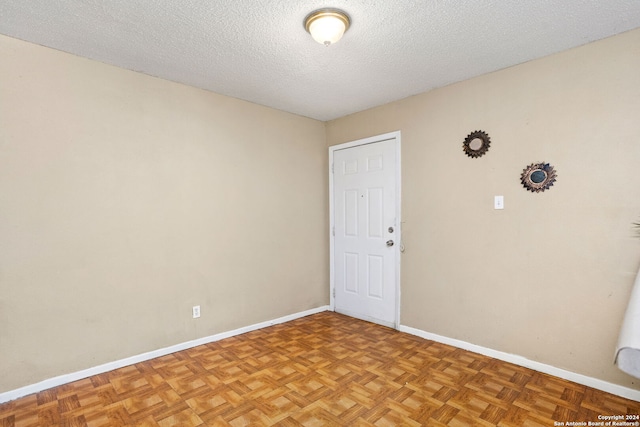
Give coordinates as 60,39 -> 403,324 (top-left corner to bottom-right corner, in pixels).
520,162 -> 557,193
463,130 -> 491,158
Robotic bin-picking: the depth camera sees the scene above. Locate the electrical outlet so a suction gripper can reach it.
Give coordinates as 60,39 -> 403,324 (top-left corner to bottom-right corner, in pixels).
192,305 -> 201,319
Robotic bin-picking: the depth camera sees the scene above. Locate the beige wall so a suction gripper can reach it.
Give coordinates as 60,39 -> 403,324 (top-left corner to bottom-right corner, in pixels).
327,29 -> 640,389
0,34 -> 328,392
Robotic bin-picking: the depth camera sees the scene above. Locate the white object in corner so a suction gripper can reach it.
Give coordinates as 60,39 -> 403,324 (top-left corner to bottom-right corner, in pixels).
0,305 -> 331,404
399,324 -> 640,402
615,266 -> 640,378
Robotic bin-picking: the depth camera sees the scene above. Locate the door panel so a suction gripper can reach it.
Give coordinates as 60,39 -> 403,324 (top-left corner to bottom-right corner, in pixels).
367,255 -> 384,298
344,253 -> 359,293
368,188 -> 383,238
333,138 -> 398,327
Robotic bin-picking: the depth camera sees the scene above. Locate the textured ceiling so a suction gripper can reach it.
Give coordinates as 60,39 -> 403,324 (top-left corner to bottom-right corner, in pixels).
1,1 -> 640,121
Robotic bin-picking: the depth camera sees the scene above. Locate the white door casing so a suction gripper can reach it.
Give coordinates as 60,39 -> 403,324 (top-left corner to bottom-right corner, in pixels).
329,132 -> 401,328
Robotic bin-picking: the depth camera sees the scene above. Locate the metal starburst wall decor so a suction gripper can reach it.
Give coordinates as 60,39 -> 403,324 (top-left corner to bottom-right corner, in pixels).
520,162 -> 557,193
463,130 -> 491,158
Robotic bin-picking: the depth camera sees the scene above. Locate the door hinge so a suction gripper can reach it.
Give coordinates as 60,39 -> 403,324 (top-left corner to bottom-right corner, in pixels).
333,288 -> 336,298
331,163 -> 334,173
332,226 -> 335,236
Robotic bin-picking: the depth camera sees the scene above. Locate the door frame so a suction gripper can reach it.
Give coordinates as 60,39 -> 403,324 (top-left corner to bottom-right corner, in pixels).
329,130 -> 402,329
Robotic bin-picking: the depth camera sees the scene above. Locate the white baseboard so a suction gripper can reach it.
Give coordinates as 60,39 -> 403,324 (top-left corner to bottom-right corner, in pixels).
399,324 -> 640,402
0,305 -> 331,404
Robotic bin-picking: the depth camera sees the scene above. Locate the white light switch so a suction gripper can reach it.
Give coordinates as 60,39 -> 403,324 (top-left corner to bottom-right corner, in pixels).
494,195 -> 504,210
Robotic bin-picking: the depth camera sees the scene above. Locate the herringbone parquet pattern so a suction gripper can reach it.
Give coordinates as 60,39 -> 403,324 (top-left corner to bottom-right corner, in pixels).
1,312 -> 639,426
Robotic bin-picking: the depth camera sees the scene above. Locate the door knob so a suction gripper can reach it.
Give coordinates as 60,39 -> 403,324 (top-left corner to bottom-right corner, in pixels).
386,240 -> 394,247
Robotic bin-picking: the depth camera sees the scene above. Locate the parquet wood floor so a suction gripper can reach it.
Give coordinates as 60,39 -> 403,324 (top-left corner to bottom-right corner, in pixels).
1,312 -> 639,426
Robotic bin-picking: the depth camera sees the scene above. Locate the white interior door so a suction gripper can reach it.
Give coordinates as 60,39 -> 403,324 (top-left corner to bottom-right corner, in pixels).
331,134 -> 400,328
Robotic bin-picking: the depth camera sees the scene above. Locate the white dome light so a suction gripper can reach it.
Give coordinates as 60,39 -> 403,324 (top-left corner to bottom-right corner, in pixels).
304,9 -> 351,46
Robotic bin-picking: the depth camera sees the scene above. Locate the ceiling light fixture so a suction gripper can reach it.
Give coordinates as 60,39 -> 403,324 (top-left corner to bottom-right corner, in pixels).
304,8 -> 351,46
